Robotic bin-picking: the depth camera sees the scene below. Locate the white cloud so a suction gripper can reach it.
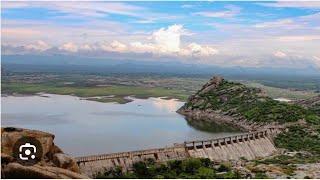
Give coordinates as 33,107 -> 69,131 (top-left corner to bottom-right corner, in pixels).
134,19 -> 155,24
193,5 -> 241,18
2,2 -> 145,18
254,13 -> 320,30
24,40 -> 51,51
102,24 -> 218,57
127,25 -> 218,57
2,1 -> 177,24
110,41 -> 127,52
2,18 -> 131,47
50,25 -> 218,59
1,2 -> 30,9
152,24 -> 187,53
273,51 -> 287,58
255,19 -> 297,28
313,56 -> 320,68
59,42 -> 78,52
130,42 -> 155,53
2,28 -> 42,39
258,2 -> 320,9
103,25 -> 215,57
100,40 -> 127,52
79,44 -> 94,51
278,35 -> 320,42
181,4 -> 194,9
2,10 -> 320,69
181,43 -> 218,57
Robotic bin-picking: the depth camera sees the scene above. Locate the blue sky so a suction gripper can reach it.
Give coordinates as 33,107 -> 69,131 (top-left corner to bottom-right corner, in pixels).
2,1 -> 320,68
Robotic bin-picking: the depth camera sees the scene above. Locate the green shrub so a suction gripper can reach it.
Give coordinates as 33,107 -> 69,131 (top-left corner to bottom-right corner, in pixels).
275,126 -> 320,155
195,167 -> 216,178
254,172 -> 269,179
95,158 -> 243,179
217,162 -> 232,172
132,162 -> 150,178
306,114 -> 320,125
95,166 -> 123,179
182,158 -> 202,174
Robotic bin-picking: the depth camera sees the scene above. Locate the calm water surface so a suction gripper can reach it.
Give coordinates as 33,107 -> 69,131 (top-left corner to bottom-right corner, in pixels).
2,94 -> 240,156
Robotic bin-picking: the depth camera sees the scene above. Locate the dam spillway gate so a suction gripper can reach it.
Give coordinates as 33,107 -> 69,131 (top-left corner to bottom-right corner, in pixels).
76,128 -> 280,177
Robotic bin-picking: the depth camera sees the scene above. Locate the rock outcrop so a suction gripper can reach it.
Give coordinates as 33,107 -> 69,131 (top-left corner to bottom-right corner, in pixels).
178,76 -> 263,131
295,95 -> 320,115
234,155 -> 320,179
1,127 -> 88,179
177,76 -> 300,131
2,163 -> 88,179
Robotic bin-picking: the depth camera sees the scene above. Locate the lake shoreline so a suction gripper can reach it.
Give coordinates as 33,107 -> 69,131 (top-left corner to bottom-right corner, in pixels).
1,92 -> 184,104
2,82 -> 189,104
2,94 -> 241,156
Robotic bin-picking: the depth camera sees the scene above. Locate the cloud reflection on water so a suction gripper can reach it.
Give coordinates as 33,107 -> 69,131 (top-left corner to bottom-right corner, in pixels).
152,98 -> 182,112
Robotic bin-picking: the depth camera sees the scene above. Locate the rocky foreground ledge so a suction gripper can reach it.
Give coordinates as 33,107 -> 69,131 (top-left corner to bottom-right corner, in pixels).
1,127 -> 88,179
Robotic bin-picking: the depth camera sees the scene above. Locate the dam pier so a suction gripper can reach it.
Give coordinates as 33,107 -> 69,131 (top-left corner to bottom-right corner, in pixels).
76,128 -> 281,177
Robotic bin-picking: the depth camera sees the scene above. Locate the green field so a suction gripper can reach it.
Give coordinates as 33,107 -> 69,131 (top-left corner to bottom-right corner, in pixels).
2,83 -> 189,103
2,73 -> 319,104
2,80 -> 319,104
244,82 -> 318,100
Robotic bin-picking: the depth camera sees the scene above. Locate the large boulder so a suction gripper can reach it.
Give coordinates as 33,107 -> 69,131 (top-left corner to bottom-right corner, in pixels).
1,127 -> 88,178
1,127 -> 60,160
198,76 -> 223,94
52,153 -> 80,173
2,163 -> 88,179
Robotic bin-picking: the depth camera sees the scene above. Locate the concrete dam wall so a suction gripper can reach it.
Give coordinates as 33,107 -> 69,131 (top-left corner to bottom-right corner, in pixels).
186,131 -> 277,161
76,146 -> 188,176
76,128 -> 280,177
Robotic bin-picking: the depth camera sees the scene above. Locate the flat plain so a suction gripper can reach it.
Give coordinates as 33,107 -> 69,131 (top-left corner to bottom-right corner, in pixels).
2,73 -> 319,103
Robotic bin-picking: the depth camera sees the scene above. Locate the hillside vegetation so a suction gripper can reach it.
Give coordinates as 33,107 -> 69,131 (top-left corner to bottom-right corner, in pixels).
180,77 -> 318,125
96,158 -> 243,179
179,76 -> 320,163
94,76 -> 320,179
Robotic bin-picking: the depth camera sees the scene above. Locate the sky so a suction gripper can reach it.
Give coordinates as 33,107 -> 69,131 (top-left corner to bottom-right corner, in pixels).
2,1 -> 320,69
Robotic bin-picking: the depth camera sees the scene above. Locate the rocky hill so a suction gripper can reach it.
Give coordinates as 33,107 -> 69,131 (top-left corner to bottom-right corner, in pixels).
295,95 -> 320,115
178,76 -> 316,131
177,76 -> 320,178
1,127 -> 88,178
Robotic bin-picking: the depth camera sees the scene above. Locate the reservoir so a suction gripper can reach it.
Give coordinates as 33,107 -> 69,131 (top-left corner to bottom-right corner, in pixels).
1,94 -> 240,156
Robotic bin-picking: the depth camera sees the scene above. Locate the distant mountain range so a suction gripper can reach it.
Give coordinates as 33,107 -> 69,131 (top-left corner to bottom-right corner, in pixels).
2,54 -> 320,77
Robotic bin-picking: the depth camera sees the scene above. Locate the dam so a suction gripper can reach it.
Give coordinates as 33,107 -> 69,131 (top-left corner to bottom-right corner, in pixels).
76,128 -> 281,177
